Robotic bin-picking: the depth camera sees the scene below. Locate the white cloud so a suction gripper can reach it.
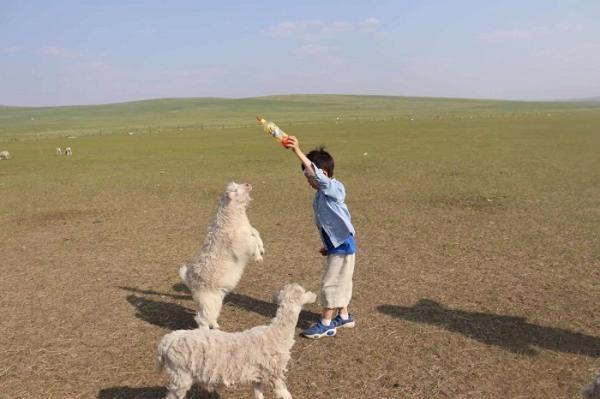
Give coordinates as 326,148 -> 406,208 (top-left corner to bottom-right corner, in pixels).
479,26 -> 551,42
38,46 -> 79,58
0,46 -> 20,54
479,24 -> 584,42
556,23 -> 584,33
270,17 -> 381,39
86,61 -> 112,71
294,44 -> 333,57
359,17 -> 381,31
322,21 -> 353,34
270,20 -> 325,38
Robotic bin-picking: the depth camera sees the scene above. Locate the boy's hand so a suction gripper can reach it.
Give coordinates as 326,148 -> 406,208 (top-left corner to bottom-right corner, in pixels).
284,136 -> 300,152
319,247 -> 328,256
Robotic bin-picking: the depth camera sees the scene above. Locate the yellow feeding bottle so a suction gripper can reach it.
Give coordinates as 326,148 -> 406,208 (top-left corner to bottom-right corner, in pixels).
256,116 -> 289,147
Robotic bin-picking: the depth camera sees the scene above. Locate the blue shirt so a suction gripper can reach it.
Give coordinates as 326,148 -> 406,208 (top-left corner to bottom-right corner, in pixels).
309,163 -> 356,249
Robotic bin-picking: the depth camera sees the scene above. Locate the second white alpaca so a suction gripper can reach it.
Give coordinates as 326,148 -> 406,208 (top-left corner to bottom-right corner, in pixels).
156,283 -> 316,399
180,182 -> 264,328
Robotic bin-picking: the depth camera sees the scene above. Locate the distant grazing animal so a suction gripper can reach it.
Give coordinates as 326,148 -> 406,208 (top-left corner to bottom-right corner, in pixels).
65,147 -> 72,156
56,147 -> 62,156
179,182 -> 264,329
156,283 -> 316,399
583,374 -> 600,399
0,150 -> 11,160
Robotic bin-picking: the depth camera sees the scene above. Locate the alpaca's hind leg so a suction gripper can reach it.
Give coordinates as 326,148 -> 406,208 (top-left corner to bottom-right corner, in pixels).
273,378 -> 292,399
194,311 -> 210,329
207,290 -> 227,329
164,371 -> 193,399
194,289 -> 225,329
253,381 -> 265,399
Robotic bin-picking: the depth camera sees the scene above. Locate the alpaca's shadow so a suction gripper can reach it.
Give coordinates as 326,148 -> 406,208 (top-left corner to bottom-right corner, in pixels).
120,285 -> 190,300
224,291 -> 321,329
378,299 -> 600,357
125,294 -> 196,330
120,285 -> 321,330
173,283 -> 320,328
98,385 -> 219,399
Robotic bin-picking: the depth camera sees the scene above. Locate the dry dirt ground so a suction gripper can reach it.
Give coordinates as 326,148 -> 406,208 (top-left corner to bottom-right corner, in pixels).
1,118 -> 599,398
1,182 -> 598,399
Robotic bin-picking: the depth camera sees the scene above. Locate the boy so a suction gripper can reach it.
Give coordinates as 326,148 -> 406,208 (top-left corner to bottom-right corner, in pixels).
285,136 -> 356,339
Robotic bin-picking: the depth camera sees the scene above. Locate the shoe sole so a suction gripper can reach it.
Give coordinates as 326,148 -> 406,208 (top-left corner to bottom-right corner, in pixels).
302,328 -> 337,339
337,321 -> 355,329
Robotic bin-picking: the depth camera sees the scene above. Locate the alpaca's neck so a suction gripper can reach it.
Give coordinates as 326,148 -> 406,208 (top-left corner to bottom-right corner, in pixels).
268,303 -> 302,343
200,197 -> 248,250
215,197 -> 249,225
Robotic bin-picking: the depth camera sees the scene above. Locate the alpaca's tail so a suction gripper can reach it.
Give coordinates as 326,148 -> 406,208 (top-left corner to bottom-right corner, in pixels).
179,264 -> 189,288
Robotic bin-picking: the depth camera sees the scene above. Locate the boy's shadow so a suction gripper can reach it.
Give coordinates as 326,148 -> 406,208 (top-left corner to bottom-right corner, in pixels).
120,284 -> 320,330
378,299 -> 600,357
98,385 -> 219,398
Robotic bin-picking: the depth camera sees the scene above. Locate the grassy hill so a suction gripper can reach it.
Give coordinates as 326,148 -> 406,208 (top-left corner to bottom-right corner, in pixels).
2,94 -> 600,139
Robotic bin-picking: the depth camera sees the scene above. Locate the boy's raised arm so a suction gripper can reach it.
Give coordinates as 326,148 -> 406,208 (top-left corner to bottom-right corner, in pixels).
286,136 -> 316,177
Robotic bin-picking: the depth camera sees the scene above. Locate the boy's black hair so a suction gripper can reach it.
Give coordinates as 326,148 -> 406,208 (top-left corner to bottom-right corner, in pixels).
302,146 -> 334,177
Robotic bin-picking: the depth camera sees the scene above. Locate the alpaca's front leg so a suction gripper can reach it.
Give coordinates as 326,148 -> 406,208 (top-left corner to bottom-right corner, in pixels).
251,227 -> 265,262
253,381 -> 265,399
273,378 -> 292,399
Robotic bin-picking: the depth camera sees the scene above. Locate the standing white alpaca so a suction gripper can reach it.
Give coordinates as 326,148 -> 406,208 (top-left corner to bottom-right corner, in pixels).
56,147 -> 62,156
583,374 -> 600,399
156,283 -> 316,399
179,182 -> 265,329
65,147 -> 72,156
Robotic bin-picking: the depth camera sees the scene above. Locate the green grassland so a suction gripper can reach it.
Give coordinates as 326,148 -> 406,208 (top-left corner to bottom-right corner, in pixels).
0,95 -> 599,398
2,94 -> 600,138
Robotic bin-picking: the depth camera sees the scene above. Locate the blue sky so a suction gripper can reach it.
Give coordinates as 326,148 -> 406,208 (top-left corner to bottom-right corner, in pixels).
1,0 -> 599,106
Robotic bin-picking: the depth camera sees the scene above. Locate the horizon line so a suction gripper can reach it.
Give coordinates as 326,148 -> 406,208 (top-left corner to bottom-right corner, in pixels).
1,92 -> 598,109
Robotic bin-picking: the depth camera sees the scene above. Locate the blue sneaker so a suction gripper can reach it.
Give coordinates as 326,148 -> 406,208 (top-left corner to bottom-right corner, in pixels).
334,314 -> 356,329
302,320 -> 337,339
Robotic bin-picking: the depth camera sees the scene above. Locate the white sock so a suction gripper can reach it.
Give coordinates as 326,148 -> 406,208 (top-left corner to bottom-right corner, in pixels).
321,318 -> 331,326
339,312 -> 349,320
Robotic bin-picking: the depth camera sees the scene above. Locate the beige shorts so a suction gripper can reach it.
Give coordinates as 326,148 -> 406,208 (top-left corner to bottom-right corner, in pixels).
320,253 -> 356,308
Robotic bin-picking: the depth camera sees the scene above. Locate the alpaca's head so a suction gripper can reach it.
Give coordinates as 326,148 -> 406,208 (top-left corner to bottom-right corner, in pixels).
272,283 -> 316,307
224,182 -> 253,205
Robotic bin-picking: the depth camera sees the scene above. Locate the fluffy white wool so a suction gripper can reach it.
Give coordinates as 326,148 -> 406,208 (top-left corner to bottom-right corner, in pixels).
180,182 -> 265,328
156,283 -> 316,399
